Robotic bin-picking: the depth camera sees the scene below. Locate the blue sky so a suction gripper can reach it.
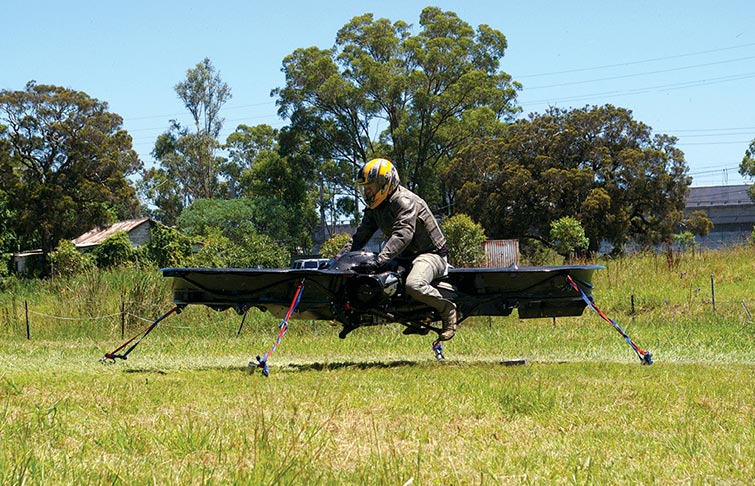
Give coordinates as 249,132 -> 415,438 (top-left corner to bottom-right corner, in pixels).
3,0 -> 755,187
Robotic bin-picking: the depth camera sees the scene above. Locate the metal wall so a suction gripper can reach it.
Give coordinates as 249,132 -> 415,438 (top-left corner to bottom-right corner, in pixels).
483,239 -> 520,267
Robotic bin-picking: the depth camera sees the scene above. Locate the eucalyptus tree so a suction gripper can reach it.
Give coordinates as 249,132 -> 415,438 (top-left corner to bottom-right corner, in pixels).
0,81 -> 141,257
273,7 -> 520,210
141,58 -> 231,225
222,123 -> 319,251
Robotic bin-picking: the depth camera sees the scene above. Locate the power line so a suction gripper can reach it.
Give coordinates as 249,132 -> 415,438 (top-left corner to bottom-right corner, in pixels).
517,41 -> 755,79
124,101 -> 277,121
525,55 -> 755,90
521,71 -> 755,107
678,140 -> 751,146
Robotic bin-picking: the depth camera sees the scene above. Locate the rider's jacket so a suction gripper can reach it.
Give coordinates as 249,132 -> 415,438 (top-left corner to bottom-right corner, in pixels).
350,185 -> 447,265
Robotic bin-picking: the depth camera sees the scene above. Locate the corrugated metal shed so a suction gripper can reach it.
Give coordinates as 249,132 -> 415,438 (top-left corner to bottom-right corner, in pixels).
483,239 -> 520,267
72,217 -> 153,250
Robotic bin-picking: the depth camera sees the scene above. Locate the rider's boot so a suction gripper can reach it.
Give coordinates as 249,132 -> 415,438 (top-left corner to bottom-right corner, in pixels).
438,302 -> 457,341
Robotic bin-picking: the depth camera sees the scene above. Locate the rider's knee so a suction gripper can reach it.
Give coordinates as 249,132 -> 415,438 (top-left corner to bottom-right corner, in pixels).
404,279 -> 426,299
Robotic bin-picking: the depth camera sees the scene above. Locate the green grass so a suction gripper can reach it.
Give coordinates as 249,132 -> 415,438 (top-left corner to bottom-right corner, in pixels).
1,247 -> 755,484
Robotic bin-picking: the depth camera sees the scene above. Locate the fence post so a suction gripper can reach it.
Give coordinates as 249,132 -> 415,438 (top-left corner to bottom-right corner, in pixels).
25,300 -> 30,340
710,274 -> 716,313
742,301 -> 753,323
121,298 -> 126,339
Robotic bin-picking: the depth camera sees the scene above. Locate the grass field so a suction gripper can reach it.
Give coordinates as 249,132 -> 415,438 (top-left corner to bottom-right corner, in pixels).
1,248 -> 755,484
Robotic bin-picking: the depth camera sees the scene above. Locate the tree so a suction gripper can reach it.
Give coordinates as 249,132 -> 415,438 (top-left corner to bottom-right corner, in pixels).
177,198 -> 257,237
141,59 -> 231,224
223,124 -> 278,198
739,139 -> 755,201
145,224 -> 195,268
549,216 -> 589,262
683,210 -> 713,237
0,82 -> 141,258
224,124 -> 319,252
448,105 -> 691,252
273,7 -> 520,211
176,198 -> 296,267
0,137 -> 17,254
187,229 -> 290,269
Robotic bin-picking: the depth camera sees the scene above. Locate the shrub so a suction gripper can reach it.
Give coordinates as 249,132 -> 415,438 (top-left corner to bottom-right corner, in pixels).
320,233 -> 352,259
146,224 -> 195,268
49,240 -> 95,277
674,231 -> 697,252
93,232 -> 135,268
550,216 -> 589,262
441,214 -> 487,267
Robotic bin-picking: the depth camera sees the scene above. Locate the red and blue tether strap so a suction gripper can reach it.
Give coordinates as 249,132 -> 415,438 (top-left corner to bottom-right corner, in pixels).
567,275 -> 653,365
253,278 -> 305,376
101,306 -> 181,362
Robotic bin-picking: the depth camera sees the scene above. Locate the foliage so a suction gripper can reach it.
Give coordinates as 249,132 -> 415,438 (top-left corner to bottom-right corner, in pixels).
319,233 -> 352,259
549,216 -> 589,261
0,253 -> 10,280
674,231 -> 698,252
0,154 -> 17,254
683,209 -> 714,237
273,7 -> 521,210
48,239 -> 95,277
520,238 -> 559,266
441,214 -> 487,267
145,223 -> 195,269
175,58 -> 231,138
93,231 -> 135,268
739,138 -> 755,201
0,81 -> 142,256
242,159 -> 317,252
177,198 -> 257,237
177,197 -> 304,262
223,124 -> 278,198
447,104 -> 691,252
229,126 -> 319,252
187,228 -> 290,269
140,59 -> 231,225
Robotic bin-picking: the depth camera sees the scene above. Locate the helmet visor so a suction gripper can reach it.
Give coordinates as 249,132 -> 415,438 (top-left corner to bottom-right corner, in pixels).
359,181 -> 379,204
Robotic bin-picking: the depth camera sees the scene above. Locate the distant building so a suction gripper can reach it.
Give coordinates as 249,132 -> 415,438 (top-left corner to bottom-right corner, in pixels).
684,185 -> 755,248
11,249 -> 44,275
11,217 -> 156,274
72,217 -> 154,252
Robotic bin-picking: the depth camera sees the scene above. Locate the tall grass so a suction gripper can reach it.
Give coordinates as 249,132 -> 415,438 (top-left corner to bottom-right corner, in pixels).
1,247 -> 755,484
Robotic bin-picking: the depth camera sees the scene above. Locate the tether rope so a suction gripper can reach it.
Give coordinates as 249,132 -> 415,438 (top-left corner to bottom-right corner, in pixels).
100,306 -> 181,362
252,279 -> 306,377
567,275 -> 653,365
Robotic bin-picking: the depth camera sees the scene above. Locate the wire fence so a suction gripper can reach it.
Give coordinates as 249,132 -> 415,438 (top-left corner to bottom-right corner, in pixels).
0,297 -> 209,340
2,292 -> 754,341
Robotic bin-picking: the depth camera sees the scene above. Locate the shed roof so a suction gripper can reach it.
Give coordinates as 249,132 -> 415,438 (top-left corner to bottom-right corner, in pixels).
686,185 -> 752,208
72,217 -> 151,249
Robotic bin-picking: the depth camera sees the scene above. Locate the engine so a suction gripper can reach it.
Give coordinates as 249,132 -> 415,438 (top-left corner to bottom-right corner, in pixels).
349,271 -> 401,308
329,251 -> 403,308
